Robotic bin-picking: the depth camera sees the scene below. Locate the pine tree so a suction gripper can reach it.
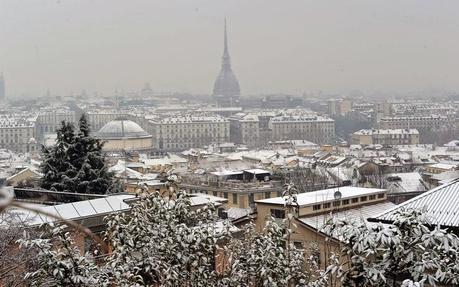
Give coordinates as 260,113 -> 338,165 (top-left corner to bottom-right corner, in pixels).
41,121 -> 77,192
40,115 -> 121,194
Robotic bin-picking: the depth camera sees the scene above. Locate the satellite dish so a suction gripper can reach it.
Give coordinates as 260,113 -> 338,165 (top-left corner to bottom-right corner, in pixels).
334,190 -> 342,200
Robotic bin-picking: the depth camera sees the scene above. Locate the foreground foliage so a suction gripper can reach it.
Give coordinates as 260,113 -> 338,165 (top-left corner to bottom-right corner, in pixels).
322,209 -> 459,286
19,187 -> 312,286
15,182 -> 459,287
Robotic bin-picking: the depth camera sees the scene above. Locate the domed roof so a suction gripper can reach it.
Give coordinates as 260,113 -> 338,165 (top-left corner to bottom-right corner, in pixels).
213,68 -> 240,97
97,119 -> 151,139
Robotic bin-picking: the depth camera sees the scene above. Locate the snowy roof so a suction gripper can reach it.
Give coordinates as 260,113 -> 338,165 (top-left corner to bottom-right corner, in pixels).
427,163 -> 457,170
386,172 -> 427,193
270,115 -> 334,123
189,193 -> 228,206
15,194 -> 135,226
372,179 -> 459,227
244,169 -> 271,174
6,167 -> 42,181
210,170 -> 243,177
97,119 -> 151,139
353,129 -> 419,136
226,207 -> 252,221
299,201 -> 395,230
256,186 -> 386,207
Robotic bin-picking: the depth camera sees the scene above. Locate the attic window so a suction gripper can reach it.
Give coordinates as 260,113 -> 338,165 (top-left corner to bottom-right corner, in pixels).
313,204 -> 321,211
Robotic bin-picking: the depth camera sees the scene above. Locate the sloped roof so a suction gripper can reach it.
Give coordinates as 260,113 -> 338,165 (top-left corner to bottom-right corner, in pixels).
299,201 -> 395,231
15,194 -> 134,226
372,179 -> 459,227
386,172 -> 427,193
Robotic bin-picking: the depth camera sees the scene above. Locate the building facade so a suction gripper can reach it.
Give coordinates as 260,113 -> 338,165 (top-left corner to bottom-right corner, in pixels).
149,115 -> 230,151
378,115 -> 453,130
269,115 -> 335,144
36,108 -> 77,140
352,129 -> 420,146
229,113 -> 260,148
0,115 -> 37,153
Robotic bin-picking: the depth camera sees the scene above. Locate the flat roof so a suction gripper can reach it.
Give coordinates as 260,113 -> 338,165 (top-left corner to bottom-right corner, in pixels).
256,186 -> 386,207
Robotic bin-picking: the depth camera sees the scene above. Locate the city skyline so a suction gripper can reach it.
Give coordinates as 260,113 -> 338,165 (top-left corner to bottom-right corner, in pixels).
2,0 -> 459,98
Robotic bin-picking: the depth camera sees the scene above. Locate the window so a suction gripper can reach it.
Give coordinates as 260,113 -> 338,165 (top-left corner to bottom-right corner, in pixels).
369,195 -> 376,200
378,193 -> 384,199
360,196 -> 367,202
265,192 -> 271,199
232,194 -> 238,204
213,191 -> 218,197
223,192 -> 228,199
342,199 -> 349,205
351,198 -> 358,203
248,193 -> 255,205
270,209 -> 285,219
333,201 -> 341,207
313,204 -> 321,211
323,202 -> 331,209
294,241 -> 304,249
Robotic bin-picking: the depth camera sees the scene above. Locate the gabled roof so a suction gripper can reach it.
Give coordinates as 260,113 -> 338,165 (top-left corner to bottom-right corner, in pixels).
372,179 -> 459,227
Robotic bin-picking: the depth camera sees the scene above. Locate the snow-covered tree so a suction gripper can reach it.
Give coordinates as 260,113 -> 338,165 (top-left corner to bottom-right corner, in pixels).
0,211 -> 39,287
104,189 -> 225,286
321,208 -> 459,286
18,224 -> 105,287
217,183 -> 317,287
40,114 -> 120,194
18,181 -> 322,286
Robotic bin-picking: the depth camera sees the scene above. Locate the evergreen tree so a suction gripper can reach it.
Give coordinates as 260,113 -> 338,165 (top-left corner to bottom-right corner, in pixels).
40,114 -> 121,194
41,121 -> 77,192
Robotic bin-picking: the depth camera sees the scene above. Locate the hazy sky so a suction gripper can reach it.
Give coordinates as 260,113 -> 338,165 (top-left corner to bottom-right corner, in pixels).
1,0 -> 459,98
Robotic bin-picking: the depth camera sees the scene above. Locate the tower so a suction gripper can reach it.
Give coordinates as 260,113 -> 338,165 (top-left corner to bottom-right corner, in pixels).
0,73 -> 5,100
212,19 -> 241,107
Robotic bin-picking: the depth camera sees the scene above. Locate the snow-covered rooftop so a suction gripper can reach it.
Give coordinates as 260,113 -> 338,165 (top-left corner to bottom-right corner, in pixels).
299,201 -> 395,230
256,186 -> 386,207
372,179 -> 459,227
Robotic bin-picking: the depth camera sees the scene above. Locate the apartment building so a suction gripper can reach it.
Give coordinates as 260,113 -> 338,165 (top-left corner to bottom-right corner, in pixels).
378,115 -> 453,130
149,115 -> 230,151
229,113 -> 260,148
352,128 -> 420,146
269,115 -> 335,144
0,114 -> 37,153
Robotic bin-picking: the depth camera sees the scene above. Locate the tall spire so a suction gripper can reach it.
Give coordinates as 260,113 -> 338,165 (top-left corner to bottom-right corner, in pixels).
212,18 -> 240,106
224,18 -> 228,57
222,18 -> 231,70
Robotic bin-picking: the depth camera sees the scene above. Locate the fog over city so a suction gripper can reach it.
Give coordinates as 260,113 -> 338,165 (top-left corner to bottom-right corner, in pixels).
4,2 -> 459,286
2,0 -> 459,97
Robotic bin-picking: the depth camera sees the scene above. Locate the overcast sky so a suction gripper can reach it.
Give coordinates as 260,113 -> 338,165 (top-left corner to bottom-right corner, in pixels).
1,0 -> 459,98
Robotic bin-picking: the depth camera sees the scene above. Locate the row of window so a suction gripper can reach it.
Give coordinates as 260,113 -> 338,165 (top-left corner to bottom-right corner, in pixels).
312,193 -> 385,211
